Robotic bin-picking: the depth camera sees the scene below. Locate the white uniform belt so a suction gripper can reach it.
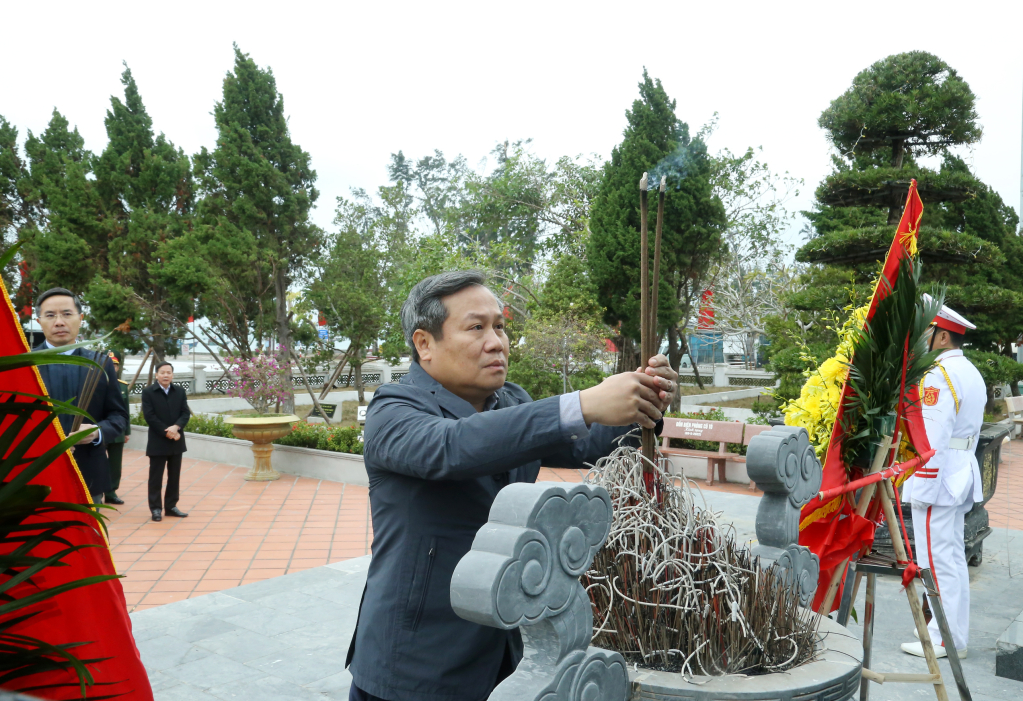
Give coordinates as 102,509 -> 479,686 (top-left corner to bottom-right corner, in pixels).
948,436 -> 974,451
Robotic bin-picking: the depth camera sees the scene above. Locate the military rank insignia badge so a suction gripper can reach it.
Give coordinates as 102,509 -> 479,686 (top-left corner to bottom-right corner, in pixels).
923,386 -> 940,406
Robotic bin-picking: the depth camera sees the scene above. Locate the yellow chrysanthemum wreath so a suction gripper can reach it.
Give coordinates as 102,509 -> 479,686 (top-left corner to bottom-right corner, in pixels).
782,304 -> 868,460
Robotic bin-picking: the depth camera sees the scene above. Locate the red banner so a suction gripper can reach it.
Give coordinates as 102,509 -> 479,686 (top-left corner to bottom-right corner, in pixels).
799,180 -> 930,611
0,279 -> 153,699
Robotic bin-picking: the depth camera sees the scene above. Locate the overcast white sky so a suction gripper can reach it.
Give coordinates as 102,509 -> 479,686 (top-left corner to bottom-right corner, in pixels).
3,1 -> 1022,249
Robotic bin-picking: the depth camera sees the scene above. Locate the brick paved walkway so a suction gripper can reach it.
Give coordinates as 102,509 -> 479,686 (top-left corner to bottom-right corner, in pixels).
108,450 -> 372,612
984,436 -> 1023,530
105,449 -> 758,612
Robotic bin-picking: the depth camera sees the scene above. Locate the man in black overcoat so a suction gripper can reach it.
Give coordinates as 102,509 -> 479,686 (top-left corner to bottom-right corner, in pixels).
34,288 -> 128,504
346,271 -> 679,701
141,361 -> 191,522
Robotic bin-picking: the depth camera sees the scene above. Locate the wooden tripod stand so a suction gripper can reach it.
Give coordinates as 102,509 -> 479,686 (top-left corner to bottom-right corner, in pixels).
825,435 -> 971,701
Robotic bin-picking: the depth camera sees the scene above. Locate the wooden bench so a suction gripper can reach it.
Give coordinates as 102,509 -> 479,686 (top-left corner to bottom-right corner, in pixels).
660,419 -> 773,487
660,418 -> 745,485
1007,395 -> 1023,439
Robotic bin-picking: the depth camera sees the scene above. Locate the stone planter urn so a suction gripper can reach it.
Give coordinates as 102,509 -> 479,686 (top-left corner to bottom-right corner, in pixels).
224,414 -> 299,481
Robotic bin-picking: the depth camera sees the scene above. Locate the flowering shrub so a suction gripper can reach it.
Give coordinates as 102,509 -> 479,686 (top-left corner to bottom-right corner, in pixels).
782,303 -> 868,460
224,349 -> 290,414
274,422 -> 364,455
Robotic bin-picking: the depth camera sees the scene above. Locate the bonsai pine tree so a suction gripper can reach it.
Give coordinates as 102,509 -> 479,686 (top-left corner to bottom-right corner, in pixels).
588,70 -> 726,372
773,52 -> 1023,397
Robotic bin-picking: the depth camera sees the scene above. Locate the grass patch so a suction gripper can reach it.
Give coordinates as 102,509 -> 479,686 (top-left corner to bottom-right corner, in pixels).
708,394 -> 779,411
676,385 -> 728,396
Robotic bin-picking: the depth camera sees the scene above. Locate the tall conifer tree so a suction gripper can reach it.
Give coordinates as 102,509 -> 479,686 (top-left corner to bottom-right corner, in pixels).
588,70 -> 727,371
20,111 -> 106,308
194,46 -> 320,411
88,64 -> 196,361
0,116 -> 29,303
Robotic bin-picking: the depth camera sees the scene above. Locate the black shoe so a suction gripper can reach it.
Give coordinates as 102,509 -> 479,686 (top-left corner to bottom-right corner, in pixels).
166,507 -> 189,518
151,509 -> 162,522
105,493 -> 124,505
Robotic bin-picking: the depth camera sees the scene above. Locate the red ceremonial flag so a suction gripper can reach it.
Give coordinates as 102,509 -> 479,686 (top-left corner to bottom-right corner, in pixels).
799,180 -> 930,611
0,279 -> 153,699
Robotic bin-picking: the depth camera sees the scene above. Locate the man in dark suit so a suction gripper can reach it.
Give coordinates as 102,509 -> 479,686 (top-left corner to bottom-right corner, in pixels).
346,271 -> 678,701
141,361 -> 191,522
34,288 -> 128,504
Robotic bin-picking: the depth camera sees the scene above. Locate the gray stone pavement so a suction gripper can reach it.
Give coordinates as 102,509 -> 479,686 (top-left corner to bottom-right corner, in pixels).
131,557 -> 369,700
130,491 -> 1023,700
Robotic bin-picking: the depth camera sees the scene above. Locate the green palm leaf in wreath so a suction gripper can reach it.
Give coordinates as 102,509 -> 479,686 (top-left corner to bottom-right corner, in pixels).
841,255 -> 944,470
0,337 -> 124,698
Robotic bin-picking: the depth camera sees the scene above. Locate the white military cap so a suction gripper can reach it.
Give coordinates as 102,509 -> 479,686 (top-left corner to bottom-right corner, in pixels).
922,294 -> 976,334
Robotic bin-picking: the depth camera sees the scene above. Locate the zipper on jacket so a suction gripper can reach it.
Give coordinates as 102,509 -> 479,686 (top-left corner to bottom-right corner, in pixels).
411,539 -> 437,632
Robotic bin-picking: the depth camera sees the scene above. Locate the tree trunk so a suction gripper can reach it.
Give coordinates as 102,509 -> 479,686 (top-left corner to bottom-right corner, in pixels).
667,325 -> 682,412
274,269 -> 295,413
680,330 -> 705,391
355,361 -> 364,404
151,317 -> 167,365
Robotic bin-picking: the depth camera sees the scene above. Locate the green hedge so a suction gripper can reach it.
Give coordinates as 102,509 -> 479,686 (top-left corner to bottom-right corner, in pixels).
274,422 -> 364,455
131,411 -> 364,454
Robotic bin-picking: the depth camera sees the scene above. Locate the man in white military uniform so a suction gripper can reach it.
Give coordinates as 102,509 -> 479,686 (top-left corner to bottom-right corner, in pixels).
901,299 -> 985,659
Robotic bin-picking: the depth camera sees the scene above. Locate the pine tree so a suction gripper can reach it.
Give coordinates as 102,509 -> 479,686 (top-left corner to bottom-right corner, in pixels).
20,111 -> 106,309
194,45 -> 320,412
588,70 -> 727,371
0,116 -> 29,304
792,52 -> 1023,354
88,64 -> 196,361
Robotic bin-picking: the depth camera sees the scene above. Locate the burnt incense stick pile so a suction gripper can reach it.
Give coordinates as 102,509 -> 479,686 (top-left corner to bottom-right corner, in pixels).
584,446 -> 820,677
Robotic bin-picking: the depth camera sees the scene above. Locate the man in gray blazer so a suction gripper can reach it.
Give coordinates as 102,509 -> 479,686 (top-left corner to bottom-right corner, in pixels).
346,270 -> 677,701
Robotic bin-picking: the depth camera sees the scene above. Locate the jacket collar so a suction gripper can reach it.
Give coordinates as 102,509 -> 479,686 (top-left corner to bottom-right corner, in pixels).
406,361 -> 497,419
938,349 -> 964,360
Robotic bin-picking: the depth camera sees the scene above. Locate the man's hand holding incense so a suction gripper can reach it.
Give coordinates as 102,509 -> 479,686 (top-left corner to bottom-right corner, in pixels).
75,424 -> 99,445
579,373 -> 662,429
638,354 -> 678,412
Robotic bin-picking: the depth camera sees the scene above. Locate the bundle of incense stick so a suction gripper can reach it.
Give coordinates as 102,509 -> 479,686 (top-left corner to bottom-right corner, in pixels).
584,448 -> 820,676
639,173 -> 666,470
70,348 -> 107,435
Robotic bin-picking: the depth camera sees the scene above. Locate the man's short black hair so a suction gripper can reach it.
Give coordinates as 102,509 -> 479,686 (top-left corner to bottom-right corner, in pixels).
400,270 -> 501,363
154,361 -> 174,373
35,288 -> 82,316
947,330 -> 965,348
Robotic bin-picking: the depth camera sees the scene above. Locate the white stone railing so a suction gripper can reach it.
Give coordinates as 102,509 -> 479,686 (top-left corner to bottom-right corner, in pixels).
126,360 -> 411,396
677,366 -> 776,389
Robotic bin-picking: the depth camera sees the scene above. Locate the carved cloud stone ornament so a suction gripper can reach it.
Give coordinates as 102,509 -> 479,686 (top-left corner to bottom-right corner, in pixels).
746,426 -> 822,606
450,482 -> 628,701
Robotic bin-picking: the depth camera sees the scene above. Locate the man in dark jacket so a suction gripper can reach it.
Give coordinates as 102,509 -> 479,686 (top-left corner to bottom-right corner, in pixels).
34,288 -> 128,504
141,361 -> 191,522
347,271 -> 678,701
